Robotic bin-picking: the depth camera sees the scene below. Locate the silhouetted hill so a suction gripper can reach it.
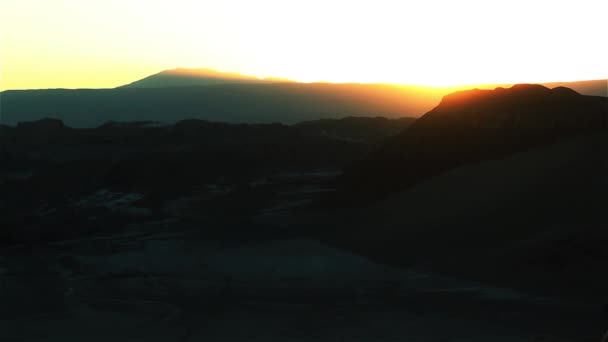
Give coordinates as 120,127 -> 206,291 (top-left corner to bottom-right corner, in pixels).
2,72 -> 604,128
335,84 -> 608,204
122,67 -> 607,97
0,84 -> 430,127
542,79 -> 607,97
120,68 -> 293,88
443,79 -> 607,98
15,117 -> 66,131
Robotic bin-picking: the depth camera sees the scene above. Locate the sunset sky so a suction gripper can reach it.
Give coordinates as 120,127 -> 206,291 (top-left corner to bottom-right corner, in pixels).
1,0 -> 606,90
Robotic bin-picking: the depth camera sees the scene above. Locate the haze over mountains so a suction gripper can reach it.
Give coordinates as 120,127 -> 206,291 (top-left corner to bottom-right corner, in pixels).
117,68 -> 608,96
541,79 -> 607,97
120,68 -> 295,88
0,68 -> 605,127
0,84 -> 426,128
120,68 -> 608,95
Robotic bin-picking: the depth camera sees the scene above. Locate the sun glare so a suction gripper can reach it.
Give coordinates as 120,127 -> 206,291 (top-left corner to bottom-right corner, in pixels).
1,0 -> 606,90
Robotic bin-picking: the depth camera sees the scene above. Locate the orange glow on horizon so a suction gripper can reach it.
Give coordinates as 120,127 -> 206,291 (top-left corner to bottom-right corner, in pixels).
1,0 -> 606,91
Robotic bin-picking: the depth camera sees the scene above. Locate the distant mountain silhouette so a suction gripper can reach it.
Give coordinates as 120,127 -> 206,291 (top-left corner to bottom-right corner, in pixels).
120,68 -> 294,88
334,84 -> 608,204
1,68 -> 604,128
541,79 -> 607,97
0,84 -> 428,127
122,68 -> 607,97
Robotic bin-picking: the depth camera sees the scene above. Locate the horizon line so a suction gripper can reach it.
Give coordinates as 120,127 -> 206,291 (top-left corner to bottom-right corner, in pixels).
2,77 -> 607,92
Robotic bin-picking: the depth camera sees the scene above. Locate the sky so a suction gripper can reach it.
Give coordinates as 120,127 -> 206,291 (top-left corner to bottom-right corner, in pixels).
1,0 -> 607,90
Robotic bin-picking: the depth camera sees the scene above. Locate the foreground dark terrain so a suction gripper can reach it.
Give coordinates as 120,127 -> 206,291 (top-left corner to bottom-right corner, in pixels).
1,84 -> 607,341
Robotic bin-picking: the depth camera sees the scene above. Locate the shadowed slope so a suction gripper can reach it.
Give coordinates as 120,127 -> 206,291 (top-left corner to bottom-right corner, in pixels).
327,132 -> 608,302
335,84 -> 607,204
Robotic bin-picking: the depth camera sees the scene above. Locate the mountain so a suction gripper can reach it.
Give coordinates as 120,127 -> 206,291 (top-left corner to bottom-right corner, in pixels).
122,67 -> 607,97
120,68 -> 294,88
334,84 -> 608,204
450,79 -> 607,97
317,84 -> 608,301
1,67 -> 604,128
0,84 -> 429,128
541,79 -> 607,97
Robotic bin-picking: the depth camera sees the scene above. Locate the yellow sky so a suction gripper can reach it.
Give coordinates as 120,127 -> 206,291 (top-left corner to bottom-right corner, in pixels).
1,0 -> 606,90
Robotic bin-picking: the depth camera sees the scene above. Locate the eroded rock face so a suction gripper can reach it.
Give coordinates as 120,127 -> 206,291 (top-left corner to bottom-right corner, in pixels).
0,115 -> 414,246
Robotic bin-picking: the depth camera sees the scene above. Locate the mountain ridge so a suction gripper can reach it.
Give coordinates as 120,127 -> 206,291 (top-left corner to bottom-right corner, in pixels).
118,67 -> 607,93
120,68 -> 294,88
1,77 -> 604,128
333,84 -> 608,204
0,84 -> 428,127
